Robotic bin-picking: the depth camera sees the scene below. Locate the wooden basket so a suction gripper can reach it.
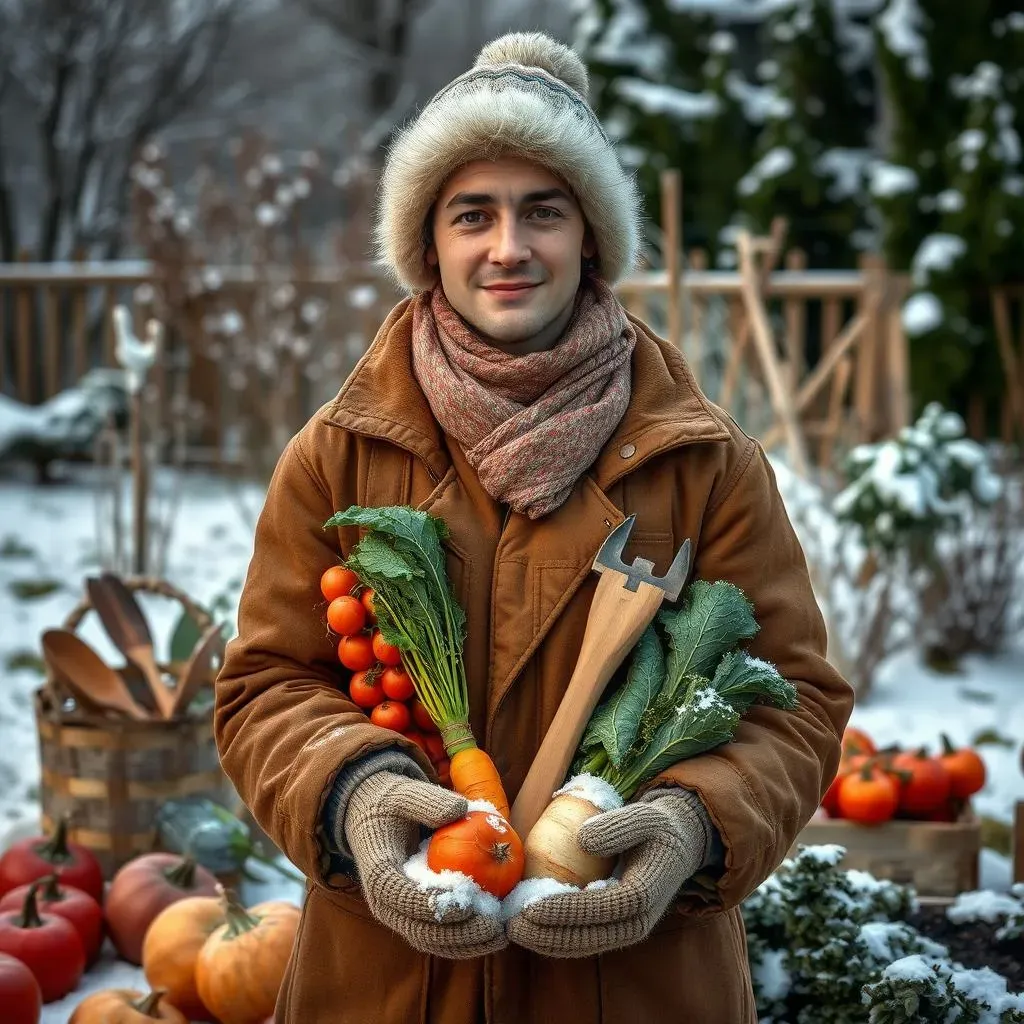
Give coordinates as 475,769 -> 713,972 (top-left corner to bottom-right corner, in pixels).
35,577 -> 235,879
790,804 -> 981,898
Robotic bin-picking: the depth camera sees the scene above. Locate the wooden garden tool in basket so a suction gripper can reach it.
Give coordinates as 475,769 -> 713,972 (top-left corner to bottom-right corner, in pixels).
35,577 -> 232,877
509,516 -> 691,837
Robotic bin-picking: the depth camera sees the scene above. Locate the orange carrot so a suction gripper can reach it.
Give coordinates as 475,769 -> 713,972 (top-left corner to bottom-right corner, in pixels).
449,746 -> 511,821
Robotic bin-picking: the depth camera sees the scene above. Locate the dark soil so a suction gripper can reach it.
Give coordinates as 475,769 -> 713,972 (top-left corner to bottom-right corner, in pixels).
905,904 -> 1024,992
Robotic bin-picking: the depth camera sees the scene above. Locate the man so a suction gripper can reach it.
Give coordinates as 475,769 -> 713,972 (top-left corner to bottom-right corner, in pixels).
215,31 -> 853,1024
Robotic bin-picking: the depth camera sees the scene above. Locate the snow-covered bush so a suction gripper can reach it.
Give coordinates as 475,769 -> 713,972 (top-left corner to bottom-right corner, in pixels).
830,403 -> 1021,666
744,845 -> 1024,1023
833,402 -> 1002,558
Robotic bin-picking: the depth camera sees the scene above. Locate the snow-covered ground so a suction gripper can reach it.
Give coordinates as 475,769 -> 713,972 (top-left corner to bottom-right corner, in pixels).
0,461 -> 1021,1019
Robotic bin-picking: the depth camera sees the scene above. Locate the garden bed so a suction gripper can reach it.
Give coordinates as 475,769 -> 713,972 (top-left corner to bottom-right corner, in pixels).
906,902 -> 1024,991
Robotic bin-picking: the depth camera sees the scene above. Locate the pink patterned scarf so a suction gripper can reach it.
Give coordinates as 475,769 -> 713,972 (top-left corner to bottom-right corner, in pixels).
410,279 -> 636,519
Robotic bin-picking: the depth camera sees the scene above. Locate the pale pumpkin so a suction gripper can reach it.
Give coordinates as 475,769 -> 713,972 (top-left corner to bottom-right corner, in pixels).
69,987 -> 188,1023
141,896 -> 226,1023
195,891 -> 300,1024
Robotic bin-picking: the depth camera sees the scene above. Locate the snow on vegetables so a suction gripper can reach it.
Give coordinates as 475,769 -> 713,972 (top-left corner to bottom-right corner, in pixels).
524,580 -> 799,887
324,505 -> 521,896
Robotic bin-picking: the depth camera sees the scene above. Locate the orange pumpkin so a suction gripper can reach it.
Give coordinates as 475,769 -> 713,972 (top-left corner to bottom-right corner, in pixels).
841,726 -> 876,760
141,896 -> 226,1022
69,987 -> 188,1023
427,810 -> 525,898
194,892 -> 300,1024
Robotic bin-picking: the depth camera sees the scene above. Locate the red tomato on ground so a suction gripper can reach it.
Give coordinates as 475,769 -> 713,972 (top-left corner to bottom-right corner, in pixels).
370,701 -> 412,733
338,633 -> 376,671
348,671 -> 385,709
320,565 -> 359,602
0,884 -> 85,1003
371,631 -> 403,667
423,732 -> 446,765
402,730 -> 430,757
0,875 -> 103,966
0,951 -> 42,1023
326,596 -> 366,637
381,666 -> 415,702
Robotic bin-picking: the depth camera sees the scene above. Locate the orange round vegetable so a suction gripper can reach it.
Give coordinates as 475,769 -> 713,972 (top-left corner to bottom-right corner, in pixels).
142,895 -> 226,1022
338,633 -> 375,671
889,750 -> 951,817
410,699 -> 437,733
427,811 -> 525,899
326,596 -> 366,637
938,735 -> 986,799
371,631 -> 403,668
194,893 -> 300,1024
69,987 -> 188,1023
348,670 -> 385,709
841,727 -> 876,760
320,566 -> 358,602
380,666 -> 414,701
837,765 -> 899,824
359,589 -> 377,624
370,701 -> 411,733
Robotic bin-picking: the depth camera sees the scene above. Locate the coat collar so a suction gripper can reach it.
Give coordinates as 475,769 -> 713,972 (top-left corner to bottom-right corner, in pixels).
320,297 -> 730,483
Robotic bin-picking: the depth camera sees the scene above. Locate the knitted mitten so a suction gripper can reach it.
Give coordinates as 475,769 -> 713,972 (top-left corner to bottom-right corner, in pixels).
506,789 -> 710,958
344,771 -> 508,958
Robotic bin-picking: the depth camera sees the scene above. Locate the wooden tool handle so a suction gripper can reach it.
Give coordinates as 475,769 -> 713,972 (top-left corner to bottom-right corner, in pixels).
509,569 -> 667,837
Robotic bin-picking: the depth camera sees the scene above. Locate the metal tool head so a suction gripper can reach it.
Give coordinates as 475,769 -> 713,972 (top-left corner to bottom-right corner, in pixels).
593,514 -> 691,602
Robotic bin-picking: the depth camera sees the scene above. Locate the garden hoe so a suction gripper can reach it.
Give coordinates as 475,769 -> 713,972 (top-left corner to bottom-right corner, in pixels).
509,516 -> 691,837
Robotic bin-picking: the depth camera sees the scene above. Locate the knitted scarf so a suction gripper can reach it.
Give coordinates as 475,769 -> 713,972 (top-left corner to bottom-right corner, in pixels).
410,278 -> 636,519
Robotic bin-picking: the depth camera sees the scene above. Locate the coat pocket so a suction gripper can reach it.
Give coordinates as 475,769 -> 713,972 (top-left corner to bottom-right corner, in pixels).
277,885 -> 427,1024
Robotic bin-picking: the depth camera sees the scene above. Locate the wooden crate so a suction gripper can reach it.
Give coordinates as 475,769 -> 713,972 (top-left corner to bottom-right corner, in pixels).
789,806 -> 980,898
1014,800 -> 1024,885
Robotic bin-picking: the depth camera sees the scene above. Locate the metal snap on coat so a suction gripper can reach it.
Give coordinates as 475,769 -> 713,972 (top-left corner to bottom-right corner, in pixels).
215,298 -> 855,1024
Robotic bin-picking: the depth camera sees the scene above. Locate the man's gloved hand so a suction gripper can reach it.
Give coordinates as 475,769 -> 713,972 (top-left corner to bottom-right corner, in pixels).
506,789 -> 710,958
344,770 -> 508,959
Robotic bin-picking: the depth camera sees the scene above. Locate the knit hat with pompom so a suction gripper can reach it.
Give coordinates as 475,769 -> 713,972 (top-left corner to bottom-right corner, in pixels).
374,32 -> 642,293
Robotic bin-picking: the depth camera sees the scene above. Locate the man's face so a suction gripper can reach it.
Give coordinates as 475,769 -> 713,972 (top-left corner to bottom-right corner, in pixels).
427,156 -> 595,354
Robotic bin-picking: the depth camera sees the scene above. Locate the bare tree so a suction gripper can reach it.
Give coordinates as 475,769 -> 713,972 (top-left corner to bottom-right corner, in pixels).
291,0 -> 435,153
0,0 -> 241,262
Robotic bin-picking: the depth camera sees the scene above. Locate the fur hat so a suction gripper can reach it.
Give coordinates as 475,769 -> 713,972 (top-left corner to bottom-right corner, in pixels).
374,32 -> 642,293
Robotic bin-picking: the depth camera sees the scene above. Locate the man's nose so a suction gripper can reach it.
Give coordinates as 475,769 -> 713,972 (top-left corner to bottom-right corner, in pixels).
489,217 -> 530,266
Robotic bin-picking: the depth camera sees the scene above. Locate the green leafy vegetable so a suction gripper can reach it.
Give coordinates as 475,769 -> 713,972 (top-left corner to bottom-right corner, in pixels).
580,624 -> 664,769
572,579 -> 798,800
658,580 -> 759,697
614,688 -> 741,796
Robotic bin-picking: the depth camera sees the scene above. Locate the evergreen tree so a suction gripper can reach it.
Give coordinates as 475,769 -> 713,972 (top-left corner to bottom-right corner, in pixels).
737,0 -> 876,268
876,1 -> 1024,417
572,0 -> 755,261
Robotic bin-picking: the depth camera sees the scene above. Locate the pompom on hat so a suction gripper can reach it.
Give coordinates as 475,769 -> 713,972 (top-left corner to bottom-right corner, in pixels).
374,32 -> 643,294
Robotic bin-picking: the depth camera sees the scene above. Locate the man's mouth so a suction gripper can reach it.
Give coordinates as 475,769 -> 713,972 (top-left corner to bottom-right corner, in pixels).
483,282 -> 539,294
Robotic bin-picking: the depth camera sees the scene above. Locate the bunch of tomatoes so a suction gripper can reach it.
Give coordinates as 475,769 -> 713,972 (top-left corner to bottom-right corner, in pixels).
320,565 -> 451,788
822,726 -> 987,826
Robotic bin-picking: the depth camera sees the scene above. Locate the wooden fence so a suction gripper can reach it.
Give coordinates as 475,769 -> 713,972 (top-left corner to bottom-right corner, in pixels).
0,247 -> 914,478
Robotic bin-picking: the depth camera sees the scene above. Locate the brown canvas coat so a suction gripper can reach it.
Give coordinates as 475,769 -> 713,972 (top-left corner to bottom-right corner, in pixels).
215,298 -> 854,1024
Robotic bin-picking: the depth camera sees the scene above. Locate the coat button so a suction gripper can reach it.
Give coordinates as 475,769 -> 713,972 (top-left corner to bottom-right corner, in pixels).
619,443 -> 636,458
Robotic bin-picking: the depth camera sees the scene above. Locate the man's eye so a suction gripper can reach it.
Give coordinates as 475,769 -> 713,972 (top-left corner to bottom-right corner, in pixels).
531,207 -> 562,220
456,211 -> 486,224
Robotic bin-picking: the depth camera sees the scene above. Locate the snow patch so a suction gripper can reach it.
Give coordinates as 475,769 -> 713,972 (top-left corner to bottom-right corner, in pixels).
738,146 -> 795,196
614,78 -> 720,120
554,774 -> 624,813
869,162 -> 918,197
402,839 -> 502,921
902,292 -> 943,336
